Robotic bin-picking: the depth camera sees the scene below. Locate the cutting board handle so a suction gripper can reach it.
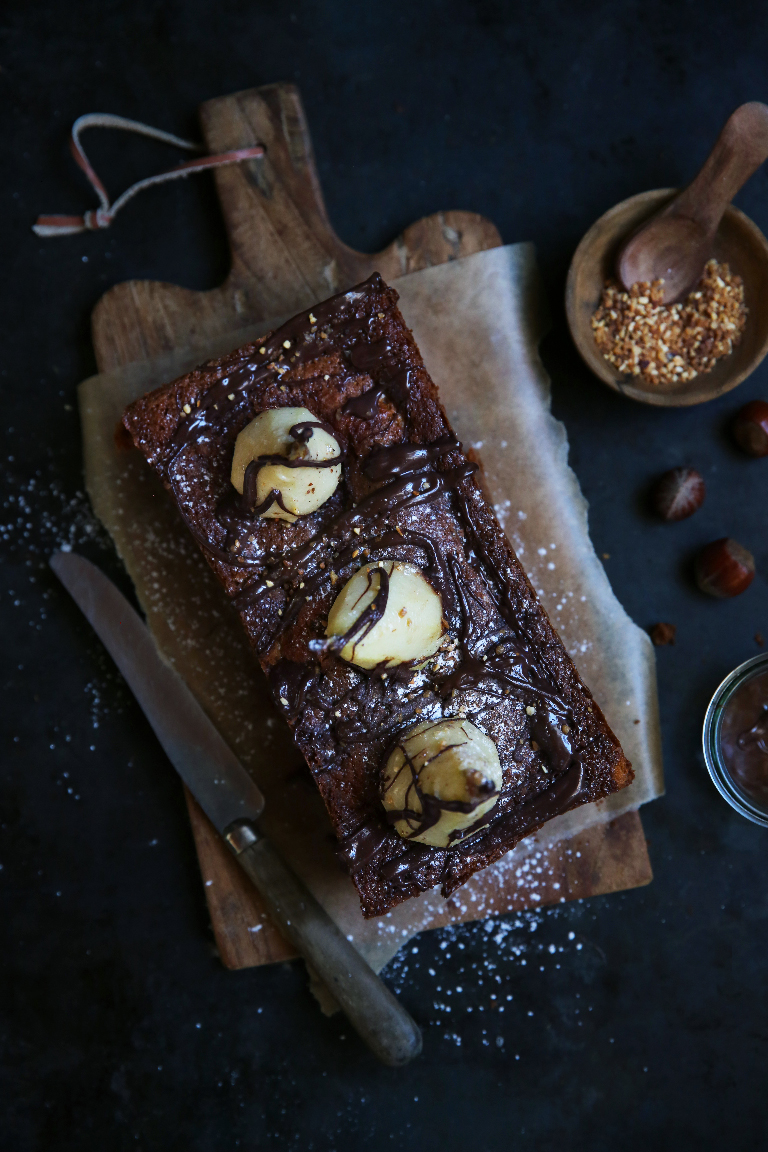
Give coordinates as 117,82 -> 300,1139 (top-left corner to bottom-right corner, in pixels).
199,83 -> 362,314
91,82 -> 501,371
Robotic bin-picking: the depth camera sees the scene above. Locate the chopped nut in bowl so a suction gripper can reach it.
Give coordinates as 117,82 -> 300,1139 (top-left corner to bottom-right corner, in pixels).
566,189 -> 768,407
592,261 -> 747,386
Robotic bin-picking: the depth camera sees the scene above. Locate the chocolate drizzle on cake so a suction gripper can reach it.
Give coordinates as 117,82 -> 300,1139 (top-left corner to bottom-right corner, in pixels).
123,272 -> 631,916
342,385 -> 387,419
167,276 -> 579,809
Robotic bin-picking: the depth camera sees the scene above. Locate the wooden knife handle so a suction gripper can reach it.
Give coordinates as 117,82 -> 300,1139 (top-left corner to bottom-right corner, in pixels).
229,828 -> 422,1066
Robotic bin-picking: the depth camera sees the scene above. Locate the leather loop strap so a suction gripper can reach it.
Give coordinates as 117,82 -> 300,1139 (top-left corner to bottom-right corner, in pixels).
34,112 -> 265,237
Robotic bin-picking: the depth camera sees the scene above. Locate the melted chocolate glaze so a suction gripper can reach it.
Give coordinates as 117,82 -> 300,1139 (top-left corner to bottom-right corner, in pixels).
480,760 -> 586,850
349,337 -> 392,372
124,272 -> 629,917
363,435 -> 459,481
336,461 -> 478,530
342,385 -> 387,419
254,428 -> 583,870
720,669 -> 768,804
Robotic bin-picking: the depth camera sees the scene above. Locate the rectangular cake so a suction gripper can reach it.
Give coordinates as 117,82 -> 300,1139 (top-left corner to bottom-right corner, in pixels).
123,273 -> 633,918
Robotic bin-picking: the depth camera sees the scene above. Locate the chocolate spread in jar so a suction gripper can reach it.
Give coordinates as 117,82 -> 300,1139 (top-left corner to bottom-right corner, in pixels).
719,669 -> 768,805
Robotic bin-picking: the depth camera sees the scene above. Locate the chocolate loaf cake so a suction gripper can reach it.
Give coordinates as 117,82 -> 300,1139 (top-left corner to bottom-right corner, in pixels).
123,273 -> 633,918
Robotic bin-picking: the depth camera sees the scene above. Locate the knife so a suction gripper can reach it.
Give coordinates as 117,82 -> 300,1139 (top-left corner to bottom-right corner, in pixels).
50,551 -> 422,1067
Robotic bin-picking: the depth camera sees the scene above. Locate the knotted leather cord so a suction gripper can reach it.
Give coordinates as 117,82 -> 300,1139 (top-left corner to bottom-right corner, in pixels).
33,113 -> 265,237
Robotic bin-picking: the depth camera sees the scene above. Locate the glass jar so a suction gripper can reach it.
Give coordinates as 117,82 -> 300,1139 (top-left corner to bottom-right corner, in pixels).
702,652 -> 768,828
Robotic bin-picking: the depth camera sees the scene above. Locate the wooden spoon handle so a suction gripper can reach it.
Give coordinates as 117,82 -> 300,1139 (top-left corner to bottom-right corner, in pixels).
671,102 -> 768,232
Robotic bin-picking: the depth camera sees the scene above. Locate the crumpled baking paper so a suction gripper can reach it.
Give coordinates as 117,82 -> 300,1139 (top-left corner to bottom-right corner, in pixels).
79,243 -> 663,972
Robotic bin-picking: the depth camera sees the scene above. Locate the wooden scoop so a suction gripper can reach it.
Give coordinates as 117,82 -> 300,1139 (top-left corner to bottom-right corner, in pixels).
617,102 -> 768,302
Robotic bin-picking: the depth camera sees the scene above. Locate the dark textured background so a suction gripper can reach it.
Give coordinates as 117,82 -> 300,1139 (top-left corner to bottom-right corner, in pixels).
2,2 -> 767,1148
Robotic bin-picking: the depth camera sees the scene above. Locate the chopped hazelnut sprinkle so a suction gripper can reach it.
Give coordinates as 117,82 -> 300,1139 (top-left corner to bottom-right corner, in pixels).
591,259 -> 747,387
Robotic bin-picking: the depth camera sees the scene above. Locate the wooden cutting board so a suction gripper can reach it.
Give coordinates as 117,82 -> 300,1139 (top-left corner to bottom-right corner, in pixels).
90,82 -> 652,970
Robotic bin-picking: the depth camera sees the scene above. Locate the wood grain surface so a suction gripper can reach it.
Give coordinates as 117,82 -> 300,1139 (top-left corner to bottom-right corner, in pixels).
92,83 -> 500,371
565,188 -> 768,407
90,81 -> 651,970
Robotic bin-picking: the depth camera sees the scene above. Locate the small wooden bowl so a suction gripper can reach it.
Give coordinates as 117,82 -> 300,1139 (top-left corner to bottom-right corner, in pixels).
565,189 -> 768,406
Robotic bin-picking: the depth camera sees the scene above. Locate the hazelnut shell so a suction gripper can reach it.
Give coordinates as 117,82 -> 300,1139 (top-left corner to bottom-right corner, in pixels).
649,622 -> 676,646
732,399 -> 768,458
651,467 -> 705,521
694,537 -> 755,598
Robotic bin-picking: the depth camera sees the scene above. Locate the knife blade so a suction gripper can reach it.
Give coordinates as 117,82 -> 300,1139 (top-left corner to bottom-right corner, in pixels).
50,551 -> 265,832
50,550 -> 422,1066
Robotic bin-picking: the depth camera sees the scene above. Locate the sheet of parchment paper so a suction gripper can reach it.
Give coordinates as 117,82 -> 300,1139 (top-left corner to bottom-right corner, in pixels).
79,242 -> 663,972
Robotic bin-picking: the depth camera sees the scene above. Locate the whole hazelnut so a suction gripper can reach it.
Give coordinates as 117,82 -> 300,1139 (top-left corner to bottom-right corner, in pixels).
651,467 -> 705,521
694,537 -> 755,598
325,560 -> 444,669
381,719 -> 502,847
732,399 -> 768,457
231,407 -> 341,522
